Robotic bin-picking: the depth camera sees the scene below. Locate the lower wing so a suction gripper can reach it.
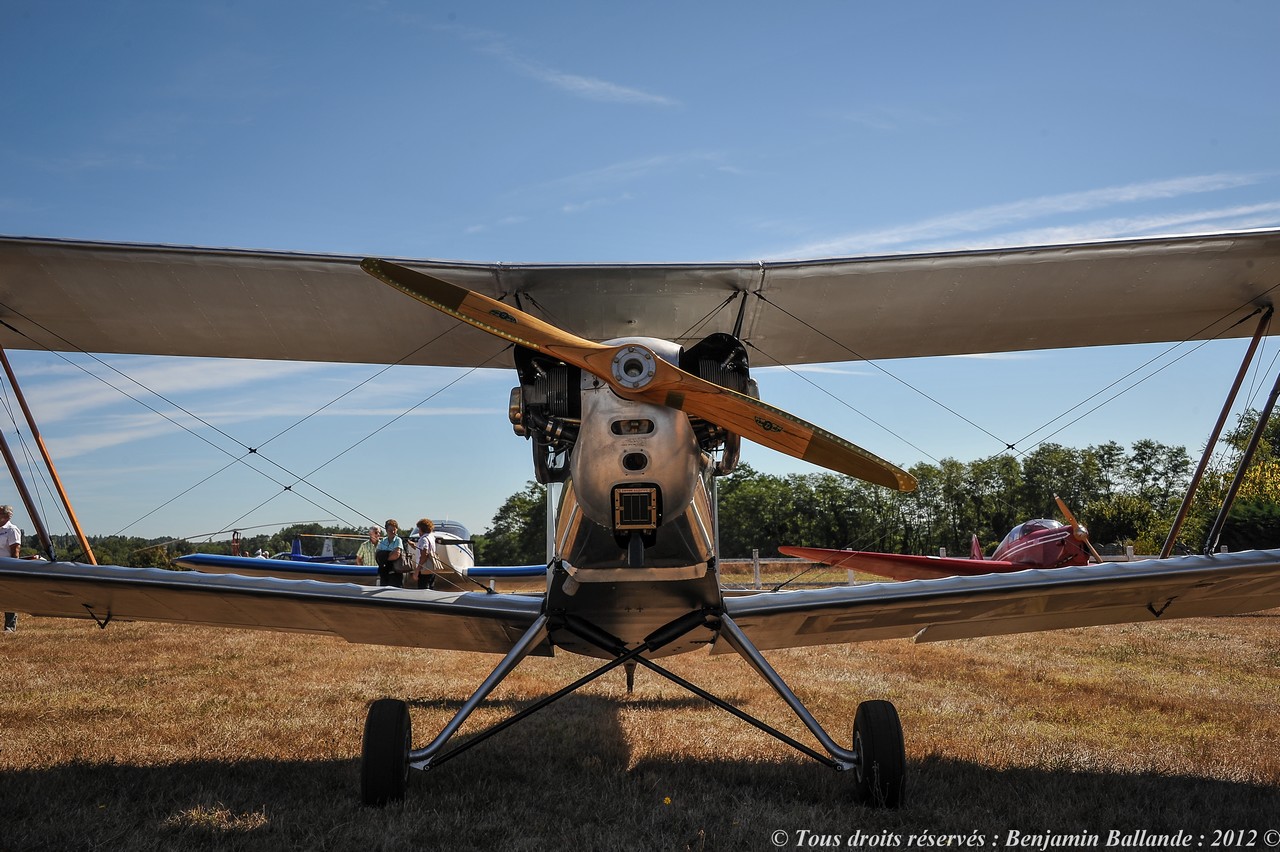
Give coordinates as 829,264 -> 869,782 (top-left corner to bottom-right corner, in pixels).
779,545 -> 1016,581
0,558 -> 547,655
723,548 -> 1280,651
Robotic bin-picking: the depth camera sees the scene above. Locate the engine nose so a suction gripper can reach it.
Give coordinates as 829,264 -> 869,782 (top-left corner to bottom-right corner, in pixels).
569,384 -> 703,535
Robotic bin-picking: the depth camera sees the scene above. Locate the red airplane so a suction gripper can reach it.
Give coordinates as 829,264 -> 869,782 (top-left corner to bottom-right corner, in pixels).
781,497 -> 1103,581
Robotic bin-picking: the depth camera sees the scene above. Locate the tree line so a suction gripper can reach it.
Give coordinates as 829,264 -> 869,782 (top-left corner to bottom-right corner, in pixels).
482,411 -> 1279,563
34,523 -> 366,570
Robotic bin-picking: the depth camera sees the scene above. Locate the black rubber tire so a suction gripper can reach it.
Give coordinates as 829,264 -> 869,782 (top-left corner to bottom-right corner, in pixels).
851,699 -> 905,808
360,698 -> 411,807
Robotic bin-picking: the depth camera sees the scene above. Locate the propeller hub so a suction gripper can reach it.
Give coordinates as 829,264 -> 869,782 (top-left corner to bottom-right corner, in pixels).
611,345 -> 658,390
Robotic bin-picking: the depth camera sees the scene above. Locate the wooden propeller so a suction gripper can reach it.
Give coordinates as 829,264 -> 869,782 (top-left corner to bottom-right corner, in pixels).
1055,495 -> 1104,563
363,258 -> 916,491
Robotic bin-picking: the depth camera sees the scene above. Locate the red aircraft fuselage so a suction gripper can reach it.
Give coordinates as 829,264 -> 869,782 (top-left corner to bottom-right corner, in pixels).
988,518 -> 1093,569
780,518 -> 1094,582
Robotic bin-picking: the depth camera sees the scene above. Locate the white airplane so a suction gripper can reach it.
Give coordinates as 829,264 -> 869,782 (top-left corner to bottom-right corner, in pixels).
1,230 -> 1279,809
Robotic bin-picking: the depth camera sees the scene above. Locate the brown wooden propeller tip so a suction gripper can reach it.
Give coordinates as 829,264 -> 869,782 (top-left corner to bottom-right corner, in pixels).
364,257 -> 917,491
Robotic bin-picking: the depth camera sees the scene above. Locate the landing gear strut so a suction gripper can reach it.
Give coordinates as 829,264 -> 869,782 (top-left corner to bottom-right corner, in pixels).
357,609 -> 906,808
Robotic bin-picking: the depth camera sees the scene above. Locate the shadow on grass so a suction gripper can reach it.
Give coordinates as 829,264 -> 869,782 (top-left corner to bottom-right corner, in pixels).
5,692 -> 1278,850
405,693 -> 709,713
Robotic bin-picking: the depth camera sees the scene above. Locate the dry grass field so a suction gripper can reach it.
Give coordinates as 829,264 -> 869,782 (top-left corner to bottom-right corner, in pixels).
2,599 -> 1278,851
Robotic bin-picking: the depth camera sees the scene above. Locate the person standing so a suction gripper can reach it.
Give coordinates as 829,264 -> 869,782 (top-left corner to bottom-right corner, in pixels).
374,520 -> 405,587
2,505 -> 22,632
355,525 -> 382,572
413,518 -> 437,590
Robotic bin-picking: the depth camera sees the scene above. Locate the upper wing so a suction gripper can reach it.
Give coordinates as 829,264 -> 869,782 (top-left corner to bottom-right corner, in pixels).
778,545 -> 1017,581
720,548 -> 1280,651
1,229 -> 1277,366
0,558 -> 548,655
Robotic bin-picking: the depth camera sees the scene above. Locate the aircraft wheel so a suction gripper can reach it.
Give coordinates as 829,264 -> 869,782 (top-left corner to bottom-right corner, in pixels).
360,698 -> 411,807
851,700 -> 905,808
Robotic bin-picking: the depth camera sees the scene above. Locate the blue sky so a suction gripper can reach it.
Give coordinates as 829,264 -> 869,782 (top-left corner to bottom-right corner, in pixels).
2,1 -> 1279,545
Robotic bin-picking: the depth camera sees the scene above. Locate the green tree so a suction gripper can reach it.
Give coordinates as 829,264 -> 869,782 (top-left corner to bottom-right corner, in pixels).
1221,407 -> 1279,464
967,454 -> 1023,550
1019,443 -> 1081,516
715,465 -> 805,556
1089,441 -> 1126,497
1124,439 -> 1192,507
1081,493 -> 1157,546
481,481 -> 547,565
1217,500 -> 1280,550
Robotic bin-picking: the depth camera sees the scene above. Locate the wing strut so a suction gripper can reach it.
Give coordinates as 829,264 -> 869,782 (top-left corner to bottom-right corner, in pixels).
1204,355 -> 1280,554
1162,307 -> 1273,557
0,343 -> 93,560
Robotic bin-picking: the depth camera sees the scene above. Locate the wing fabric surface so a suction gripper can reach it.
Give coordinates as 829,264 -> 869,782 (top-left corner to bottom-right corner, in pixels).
2,229 -> 1278,366
721,549 -> 1280,652
778,545 -> 1016,581
0,559 -> 547,655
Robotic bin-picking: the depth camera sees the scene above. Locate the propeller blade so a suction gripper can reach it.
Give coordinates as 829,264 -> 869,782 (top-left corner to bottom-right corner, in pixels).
1054,495 -> 1080,529
363,259 -> 916,491
362,258 -> 609,359
1055,495 -> 1103,563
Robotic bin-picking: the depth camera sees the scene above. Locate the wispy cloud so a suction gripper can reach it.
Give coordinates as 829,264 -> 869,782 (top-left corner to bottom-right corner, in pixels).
769,172 -> 1275,259
562,192 -> 633,214
505,57 -> 678,106
23,358 -> 326,424
20,355 -> 506,460
913,202 -> 1280,252
446,24 -> 678,107
519,152 -> 725,200
42,401 -> 502,460
463,214 -> 527,236
44,414 -> 188,459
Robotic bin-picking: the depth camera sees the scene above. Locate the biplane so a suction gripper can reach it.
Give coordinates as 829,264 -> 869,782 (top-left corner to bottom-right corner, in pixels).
1,229 -> 1279,809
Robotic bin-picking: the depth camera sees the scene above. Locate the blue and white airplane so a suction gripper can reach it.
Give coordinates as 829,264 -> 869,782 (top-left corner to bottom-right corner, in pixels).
175,523 -> 546,585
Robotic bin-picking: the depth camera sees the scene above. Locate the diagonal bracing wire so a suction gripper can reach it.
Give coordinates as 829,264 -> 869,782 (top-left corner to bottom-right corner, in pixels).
0,302 -> 478,535
754,292 -> 1017,449
213,348 -> 511,536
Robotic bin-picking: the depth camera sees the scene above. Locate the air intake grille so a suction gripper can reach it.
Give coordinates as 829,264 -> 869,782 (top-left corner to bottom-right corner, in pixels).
613,486 -> 659,530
